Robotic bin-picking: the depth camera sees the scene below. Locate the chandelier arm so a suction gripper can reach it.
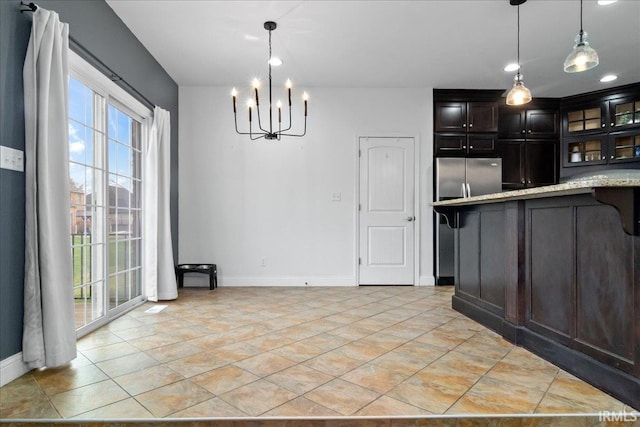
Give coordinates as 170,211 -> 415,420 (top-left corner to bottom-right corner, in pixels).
278,105 -> 293,132
278,116 -> 307,137
254,103 -> 270,134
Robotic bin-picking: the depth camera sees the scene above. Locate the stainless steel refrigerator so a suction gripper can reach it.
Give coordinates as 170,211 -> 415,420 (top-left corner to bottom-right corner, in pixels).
435,158 -> 502,284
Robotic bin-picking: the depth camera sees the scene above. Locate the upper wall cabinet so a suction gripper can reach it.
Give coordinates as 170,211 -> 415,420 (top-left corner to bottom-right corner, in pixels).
560,84 -> 640,175
435,101 -> 499,133
433,90 -> 504,158
499,107 -> 559,140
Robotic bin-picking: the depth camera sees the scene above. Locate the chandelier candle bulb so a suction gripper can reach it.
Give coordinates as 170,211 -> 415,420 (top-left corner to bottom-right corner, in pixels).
303,92 -> 308,117
277,100 -> 282,122
231,88 -> 237,113
286,79 -> 292,106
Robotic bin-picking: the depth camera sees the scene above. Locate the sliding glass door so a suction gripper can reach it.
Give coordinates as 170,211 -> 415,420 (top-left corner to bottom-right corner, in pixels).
68,54 -> 149,335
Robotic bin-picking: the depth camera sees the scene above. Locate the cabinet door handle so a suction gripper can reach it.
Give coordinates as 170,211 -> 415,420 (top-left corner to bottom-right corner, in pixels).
469,146 -> 474,149
462,145 -> 467,149
602,156 -> 605,160
521,180 -> 525,184
611,155 -> 614,159
611,123 -> 615,126
528,129 -> 532,133
466,183 -> 471,197
469,123 -> 473,128
461,183 -> 467,198
521,129 -> 526,134
462,123 -> 466,128
601,123 -> 605,128
527,180 -> 531,184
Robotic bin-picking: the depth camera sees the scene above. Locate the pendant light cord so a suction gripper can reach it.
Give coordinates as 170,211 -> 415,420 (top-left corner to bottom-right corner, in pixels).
516,4 -> 521,78
579,0 -> 584,40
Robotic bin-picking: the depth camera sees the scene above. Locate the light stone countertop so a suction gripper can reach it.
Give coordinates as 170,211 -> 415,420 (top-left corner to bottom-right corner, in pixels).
432,176 -> 640,207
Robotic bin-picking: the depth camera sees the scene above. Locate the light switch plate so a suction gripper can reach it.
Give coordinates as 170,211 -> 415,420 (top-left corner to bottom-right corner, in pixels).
331,192 -> 341,201
0,146 -> 24,172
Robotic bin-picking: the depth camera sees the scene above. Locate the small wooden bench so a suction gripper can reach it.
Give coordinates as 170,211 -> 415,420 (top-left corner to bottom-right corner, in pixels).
175,264 -> 217,290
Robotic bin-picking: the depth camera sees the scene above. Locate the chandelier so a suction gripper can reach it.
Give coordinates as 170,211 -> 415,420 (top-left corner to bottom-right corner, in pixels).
231,21 -> 308,140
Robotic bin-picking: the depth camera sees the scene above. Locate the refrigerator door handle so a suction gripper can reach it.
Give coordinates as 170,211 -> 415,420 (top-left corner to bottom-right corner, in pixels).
466,183 -> 471,197
461,183 -> 467,198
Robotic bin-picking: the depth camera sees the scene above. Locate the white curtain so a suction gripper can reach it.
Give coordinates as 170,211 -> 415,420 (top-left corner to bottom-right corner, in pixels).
143,106 -> 177,301
22,7 -> 77,369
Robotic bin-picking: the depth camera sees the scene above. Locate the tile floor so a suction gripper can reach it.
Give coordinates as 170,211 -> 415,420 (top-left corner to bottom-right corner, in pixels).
0,285 -> 634,421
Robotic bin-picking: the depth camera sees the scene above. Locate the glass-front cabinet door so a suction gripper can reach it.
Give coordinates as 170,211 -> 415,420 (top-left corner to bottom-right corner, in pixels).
564,136 -> 607,166
609,131 -> 640,163
609,97 -> 640,131
564,104 -> 606,134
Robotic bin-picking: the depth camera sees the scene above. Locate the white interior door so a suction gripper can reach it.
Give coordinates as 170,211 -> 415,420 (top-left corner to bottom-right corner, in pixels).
359,137 -> 415,285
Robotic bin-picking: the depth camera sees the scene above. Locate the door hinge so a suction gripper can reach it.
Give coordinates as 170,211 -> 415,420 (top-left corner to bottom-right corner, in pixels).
358,257 -> 361,265
359,203 -> 361,211
359,149 -> 361,157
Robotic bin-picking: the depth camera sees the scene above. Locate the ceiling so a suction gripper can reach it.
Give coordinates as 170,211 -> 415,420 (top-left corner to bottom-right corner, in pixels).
105,0 -> 640,98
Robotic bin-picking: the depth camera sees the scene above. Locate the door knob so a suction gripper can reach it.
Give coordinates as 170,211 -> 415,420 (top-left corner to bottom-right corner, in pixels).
406,216 -> 415,222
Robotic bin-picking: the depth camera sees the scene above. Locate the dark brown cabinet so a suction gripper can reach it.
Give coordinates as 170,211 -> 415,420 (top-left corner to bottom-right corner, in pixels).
434,92 -> 502,157
497,140 -> 558,189
496,101 -> 559,189
560,85 -> 640,175
435,101 -> 499,133
499,108 -> 559,139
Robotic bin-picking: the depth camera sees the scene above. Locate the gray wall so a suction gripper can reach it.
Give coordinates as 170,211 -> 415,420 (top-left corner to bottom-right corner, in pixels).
0,0 -> 179,361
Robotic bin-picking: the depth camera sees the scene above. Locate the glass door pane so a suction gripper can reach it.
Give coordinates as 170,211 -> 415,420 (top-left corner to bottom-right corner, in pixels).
107,104 -> 143,311
69,77 -> 107,331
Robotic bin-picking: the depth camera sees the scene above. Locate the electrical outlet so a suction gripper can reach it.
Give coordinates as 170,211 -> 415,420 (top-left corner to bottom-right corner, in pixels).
261,257 -> 266,267
331,192 -> 341,201
0,146 -> 24,172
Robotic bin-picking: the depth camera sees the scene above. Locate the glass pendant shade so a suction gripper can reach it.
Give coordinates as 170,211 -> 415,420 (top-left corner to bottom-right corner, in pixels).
564,32 -> 599,73
506,74 -> 532,106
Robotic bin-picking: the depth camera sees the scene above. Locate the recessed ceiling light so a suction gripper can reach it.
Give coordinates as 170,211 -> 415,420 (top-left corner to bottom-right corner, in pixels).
504,63 -> 520,72
268,57 -> 283,66
597,0 -> 617,5
244,35 -> 259,41
600,74 -> 618,82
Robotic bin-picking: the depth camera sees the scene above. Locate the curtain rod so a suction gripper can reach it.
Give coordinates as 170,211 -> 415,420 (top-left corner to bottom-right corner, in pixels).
19,1 -> 156,111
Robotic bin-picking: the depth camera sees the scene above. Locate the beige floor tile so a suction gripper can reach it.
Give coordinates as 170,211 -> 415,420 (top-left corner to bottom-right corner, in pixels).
76,331 -> 123,351
266,364 -> 334,394
535,391 -> 606,414
341,363 -> 410,394
134,379 -> 213,417
112,324 -> 159,341
0,398 -> 59,419
102,316 -> 147,332
394,341 -> 448,366
171,397 -> 248,417
546,371 -> 626,411
434,350 -> 498,376
233,352 -> 297,377
113,364 -> 183,395
414,329 -> 467,350
80,341 -> 141,364
454,336 -> 513,361
356,395 -> 431,416
165,350 -> 231,378
369,350 -> 431,376
271,340 -> 325,363
72,397 -> 153,419
303,348 -> 365,376
144,341 -> 203,363
212,341 -> 263,362
191,365 -> 260,395
386,376 -> 461,414
96,351 -> 159,378
33,363 -> 108,396
304,378 -> 379,415
264,396 -> 341,416
127,332 -> 184,351
49,379 -> 129,418
447,376 -> 545,414
485,360 -> 558,392
219,379 -> 297,416
299,332 -> 351,352
340,341 -> 388,361
243,332 -> 295,351
329,325 -> 375,341
413,364 -> 480,394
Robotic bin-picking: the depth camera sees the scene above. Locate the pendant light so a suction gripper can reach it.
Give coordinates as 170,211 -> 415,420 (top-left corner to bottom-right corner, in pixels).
506,0 -> 532,106
564,0 -> 599,73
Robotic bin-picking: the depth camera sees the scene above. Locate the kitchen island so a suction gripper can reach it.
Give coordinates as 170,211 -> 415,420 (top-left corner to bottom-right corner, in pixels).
432,172 -> 640,409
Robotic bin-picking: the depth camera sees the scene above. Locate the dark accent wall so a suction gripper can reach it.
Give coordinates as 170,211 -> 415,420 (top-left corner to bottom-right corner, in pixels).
0,0 -> 179,361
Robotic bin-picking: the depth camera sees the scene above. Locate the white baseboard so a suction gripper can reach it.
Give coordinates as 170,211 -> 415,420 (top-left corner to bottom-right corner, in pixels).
418,275 -> 436,286
0,352 -> 30,387
183,275 -> 357,287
